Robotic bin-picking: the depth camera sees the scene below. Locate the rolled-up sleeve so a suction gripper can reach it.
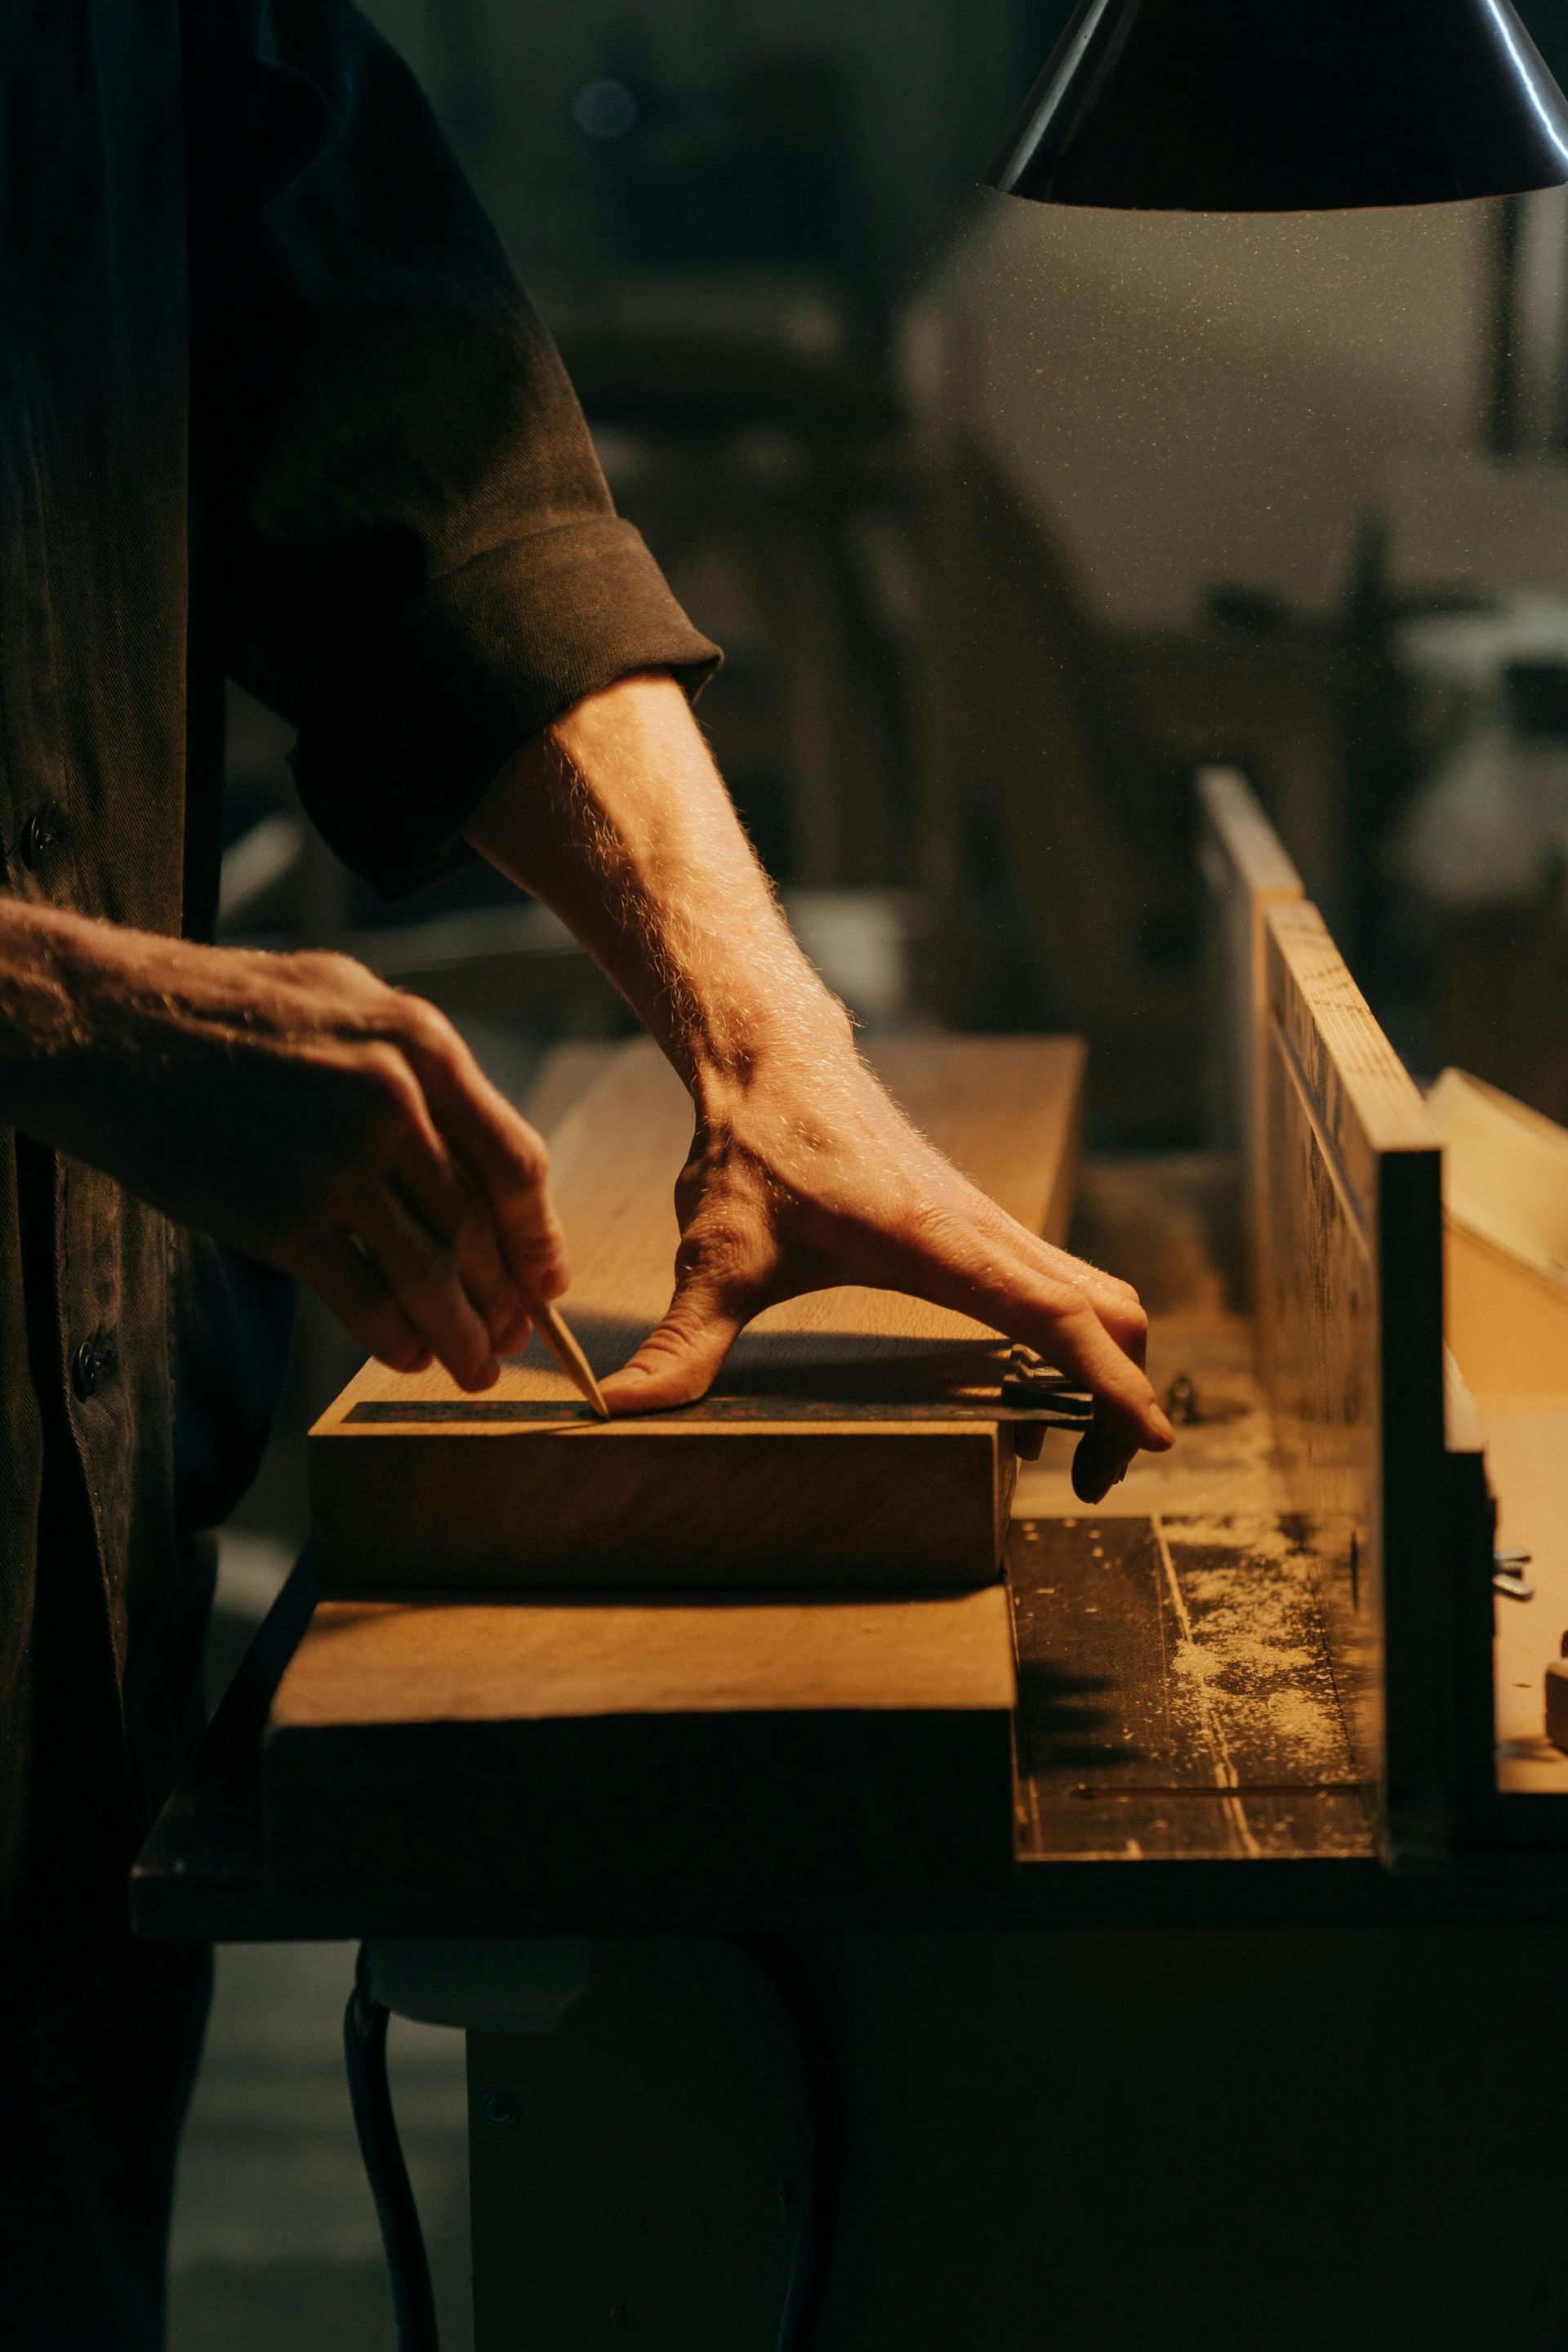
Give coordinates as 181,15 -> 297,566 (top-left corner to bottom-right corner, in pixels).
185,0 -> 720,897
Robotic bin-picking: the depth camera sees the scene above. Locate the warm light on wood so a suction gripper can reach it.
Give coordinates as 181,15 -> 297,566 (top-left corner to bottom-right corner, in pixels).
309,1036 -> 1085,1592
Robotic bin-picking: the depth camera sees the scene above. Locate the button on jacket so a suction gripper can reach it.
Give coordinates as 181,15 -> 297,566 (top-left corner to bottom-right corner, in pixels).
0,0 -> 719,1998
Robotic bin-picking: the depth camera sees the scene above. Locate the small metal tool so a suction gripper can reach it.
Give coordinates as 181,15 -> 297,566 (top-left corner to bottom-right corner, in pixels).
1494,1547 -> 1535,1603
1001,1345 -> 1094,1427
533,1299 -> 611,1420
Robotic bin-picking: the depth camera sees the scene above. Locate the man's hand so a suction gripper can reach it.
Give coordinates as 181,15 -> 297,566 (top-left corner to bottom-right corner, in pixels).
467,671 -> 1173,1504
595,1034 -> 1169,1502
0,907 -> 564,1390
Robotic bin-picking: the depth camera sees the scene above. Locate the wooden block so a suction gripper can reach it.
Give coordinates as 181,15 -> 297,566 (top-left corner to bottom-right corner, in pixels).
310,1036 -> 1085,1592
261,1587 -> 1018,1925
1427,1067 -> 1568,1406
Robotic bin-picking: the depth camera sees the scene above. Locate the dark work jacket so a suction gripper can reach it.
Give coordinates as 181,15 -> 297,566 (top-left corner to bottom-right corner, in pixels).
0,0 -> 718,2007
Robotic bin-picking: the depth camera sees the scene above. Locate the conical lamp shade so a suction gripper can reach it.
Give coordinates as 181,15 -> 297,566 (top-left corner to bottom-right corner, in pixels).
987,0 -> 1568,212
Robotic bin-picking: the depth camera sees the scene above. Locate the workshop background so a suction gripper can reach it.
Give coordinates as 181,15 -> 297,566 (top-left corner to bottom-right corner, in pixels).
176,3 -> 1568,2345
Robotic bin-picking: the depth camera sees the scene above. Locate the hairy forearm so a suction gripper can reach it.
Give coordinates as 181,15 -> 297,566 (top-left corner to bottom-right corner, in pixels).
0,898 -> 285,1150
0,898 -> 117,1130
472,675 -> 1166,1477
464,674 -> 853,1106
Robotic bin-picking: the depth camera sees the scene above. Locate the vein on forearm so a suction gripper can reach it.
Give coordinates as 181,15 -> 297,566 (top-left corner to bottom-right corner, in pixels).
468,675 -> 852,1100
540,727 -> 711,1053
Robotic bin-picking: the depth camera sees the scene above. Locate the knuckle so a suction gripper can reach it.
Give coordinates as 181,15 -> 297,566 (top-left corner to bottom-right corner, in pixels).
506,1227 -> 560,1269
264,1176 -> 325,1250
1056,1295 -> 1102,1334
399,992 -> 460,1058
904,1199 -> 961,1250
510,1147 -> 552,1204
520,1125 -> 549,1179
363,1036 -> 415,1090
292,947 -> 374,996
677,1214 -> 760,1288
319,1168 -> 376,1232
370,1325 -> 424,1374
636,1310 -> 708,1364
405,1240 -> 457,1294
356,1046 -> 425,1132
450,1189 -> 492,1252
501,1125 -> 547,1187
671,1158 -> 708,1218
500,1174 -> 559,1236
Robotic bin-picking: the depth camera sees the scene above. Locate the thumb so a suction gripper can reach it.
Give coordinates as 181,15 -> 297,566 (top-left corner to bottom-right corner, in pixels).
599,1278 -> 745,1414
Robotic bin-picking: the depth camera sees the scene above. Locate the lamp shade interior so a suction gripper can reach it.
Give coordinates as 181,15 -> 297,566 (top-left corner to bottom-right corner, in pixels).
987,0 -> 1568,212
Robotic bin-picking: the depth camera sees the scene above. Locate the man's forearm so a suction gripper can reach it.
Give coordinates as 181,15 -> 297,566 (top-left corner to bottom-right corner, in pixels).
464,674 -> 855,1109
461,667 -> 1169,1478
0,896 -> 308,1152
0,899 -> 119,1133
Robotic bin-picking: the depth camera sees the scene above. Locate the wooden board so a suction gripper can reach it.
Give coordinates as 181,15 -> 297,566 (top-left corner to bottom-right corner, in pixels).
519,1040 -> 621,1144
1260,902 -> 1467,1859
1419,1072 -> 1568,1827
310,1036 -> 1085,1592
261,1585 -> 1018,1924
1427,1067 -> 1568,1405
1196,766 -> 1304,1321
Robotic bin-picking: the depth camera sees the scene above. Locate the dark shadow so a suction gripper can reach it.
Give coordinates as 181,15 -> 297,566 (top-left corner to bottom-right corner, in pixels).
511,1315 -> 1010,1403
1013,1655 -> 1149,1780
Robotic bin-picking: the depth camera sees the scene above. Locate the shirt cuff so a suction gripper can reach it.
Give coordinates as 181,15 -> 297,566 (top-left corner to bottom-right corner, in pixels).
289,515 -> 722,898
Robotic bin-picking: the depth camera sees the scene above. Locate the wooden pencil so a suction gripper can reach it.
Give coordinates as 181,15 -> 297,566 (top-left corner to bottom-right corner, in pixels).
534,1298 -> 611,1419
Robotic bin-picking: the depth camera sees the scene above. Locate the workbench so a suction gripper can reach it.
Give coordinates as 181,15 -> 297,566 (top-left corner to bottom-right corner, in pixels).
131,1143 -> 1568,1939
134,773 -> 1568,2349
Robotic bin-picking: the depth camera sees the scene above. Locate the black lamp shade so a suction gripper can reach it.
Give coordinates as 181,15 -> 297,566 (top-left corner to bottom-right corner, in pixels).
987,0 -> 1568,211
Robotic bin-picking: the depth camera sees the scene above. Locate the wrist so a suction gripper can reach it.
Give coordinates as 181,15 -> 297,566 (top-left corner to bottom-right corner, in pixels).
682,983 -> 859,1129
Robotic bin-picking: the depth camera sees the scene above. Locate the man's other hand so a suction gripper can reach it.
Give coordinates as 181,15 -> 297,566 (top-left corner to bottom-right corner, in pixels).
15,915 -> 565,1390
598,1034 -> 1174,1504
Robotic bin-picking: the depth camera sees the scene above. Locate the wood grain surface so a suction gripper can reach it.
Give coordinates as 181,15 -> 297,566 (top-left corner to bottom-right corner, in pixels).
262,1586 -> 1018,1922
1262,902 -> 1463,1856
1196,766 -> 1303,1321
310,1036 -> 1085,1592
1428,1067 -> 1568,1405
1010,1516 -> 1373,1863
270,1588 -> 1018,1726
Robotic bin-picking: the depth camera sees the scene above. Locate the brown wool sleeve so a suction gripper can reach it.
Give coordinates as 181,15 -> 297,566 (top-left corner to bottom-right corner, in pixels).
185,0 -> 719,899
283,516 -> 719,899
